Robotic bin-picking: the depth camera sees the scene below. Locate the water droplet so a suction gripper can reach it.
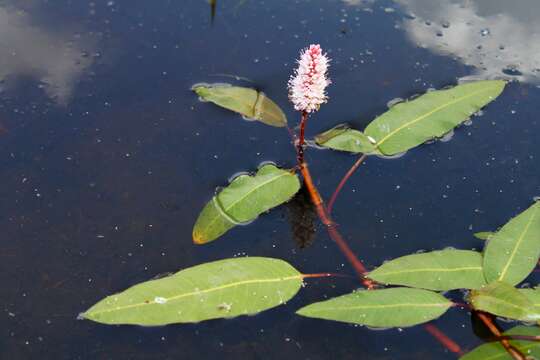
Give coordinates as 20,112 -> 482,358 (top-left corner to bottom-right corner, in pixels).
154,297 -> 168,304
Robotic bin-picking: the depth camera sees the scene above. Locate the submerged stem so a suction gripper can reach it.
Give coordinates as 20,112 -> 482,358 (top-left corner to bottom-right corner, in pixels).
327,154 -> 368,214
476,312 -> 527,360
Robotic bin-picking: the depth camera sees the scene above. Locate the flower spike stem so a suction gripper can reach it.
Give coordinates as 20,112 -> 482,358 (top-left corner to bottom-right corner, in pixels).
327,154 -> 368,214
297,111 -> 308,164
476,312 -> 527,360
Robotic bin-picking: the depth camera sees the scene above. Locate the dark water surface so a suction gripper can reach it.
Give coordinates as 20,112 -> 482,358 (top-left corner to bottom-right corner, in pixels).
1,0 -> 539,359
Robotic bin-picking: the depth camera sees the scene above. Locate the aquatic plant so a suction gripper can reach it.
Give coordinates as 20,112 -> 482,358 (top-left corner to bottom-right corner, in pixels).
81,44 -> 540,360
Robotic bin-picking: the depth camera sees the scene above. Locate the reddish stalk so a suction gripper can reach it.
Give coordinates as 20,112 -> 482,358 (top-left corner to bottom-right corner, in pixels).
297,111 -> 309,164
499,335 -> 540,342
327,154 -> 368,214
476,312 -> 527,360
302,273 -> 353,279
424,324 -> 464,356
293,111 -> 462,356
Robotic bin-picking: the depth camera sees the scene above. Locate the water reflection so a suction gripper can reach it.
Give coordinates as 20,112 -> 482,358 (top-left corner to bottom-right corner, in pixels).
345,0 -> 540,84
400,0 -> 540,83
0,5 -> 94,104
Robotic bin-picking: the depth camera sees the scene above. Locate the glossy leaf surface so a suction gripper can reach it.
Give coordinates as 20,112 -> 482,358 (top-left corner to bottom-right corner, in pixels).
460,326 -> 540,360
296,287 -> 452,328
314,124 -> 377,154
483,201 -> 540,285
364,80 -> 506,155
470,281 -> 540,321
82,257 -> 303,325
368,249 -> 486,291
192,83 -> 287,127
193,164 -> 300,244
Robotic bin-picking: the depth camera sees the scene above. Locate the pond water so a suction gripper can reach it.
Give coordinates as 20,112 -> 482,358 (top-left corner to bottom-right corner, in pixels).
1,0 -> 539,359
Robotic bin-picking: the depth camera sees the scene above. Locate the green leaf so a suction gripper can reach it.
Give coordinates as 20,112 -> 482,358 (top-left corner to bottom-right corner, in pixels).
364,80 -> 506,155
296,287 -> 452,328
520,288 -> 540,313
460,325 -> 540,360
192,83 -> 287,127
483,201 -> 540,285
470,281 -> 540,321
81,257 -> 304,326
474,232 -> 495,240
368,249 -> 486,291
314,124 -> 378,154
193,164 -> 301,244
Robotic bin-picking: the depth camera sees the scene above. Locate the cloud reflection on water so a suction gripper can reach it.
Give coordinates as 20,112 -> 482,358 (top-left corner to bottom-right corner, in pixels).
344,0 -> 540,84
0,5 -> 95,104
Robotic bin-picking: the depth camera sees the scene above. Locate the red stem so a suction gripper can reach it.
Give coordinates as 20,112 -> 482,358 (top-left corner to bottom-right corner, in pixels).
293,112 -> 462,355
476,312 -> 527,360
424,324 -> 464,356
327,154 -> 368,214
297,111 -> 308,164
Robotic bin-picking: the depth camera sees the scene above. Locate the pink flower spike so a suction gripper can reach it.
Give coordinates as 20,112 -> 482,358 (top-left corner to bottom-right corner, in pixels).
288,44 -> 331,113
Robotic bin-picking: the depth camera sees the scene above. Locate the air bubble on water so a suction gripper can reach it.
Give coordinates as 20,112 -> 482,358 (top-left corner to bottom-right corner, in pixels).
502,66 -> 523,76
375,151 -> 407,160
228,171 -> 250,184
439,129 -> 454,143
258,160 -> 278,170
386,97 -> 404,109
441,21 -> 450,28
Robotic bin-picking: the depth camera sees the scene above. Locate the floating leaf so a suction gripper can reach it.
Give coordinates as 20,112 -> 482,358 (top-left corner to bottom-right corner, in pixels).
296,287 -> 452,328
460,325 -> 540,360
470,281 -> 540,321
483,201 -> 540,285
192,83 -> 287,127
82,257 -> 304,326
368,249 -> 486,291
520,288 -> 540,313
193,164 -> 300,244
364,80 -> 506,155
314,124 -> 378,154
474,232 -> 495,241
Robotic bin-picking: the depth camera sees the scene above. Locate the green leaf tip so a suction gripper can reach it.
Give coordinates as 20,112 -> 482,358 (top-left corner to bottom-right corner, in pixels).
364,80 -> 506,155
192,83 -> 287,127
82,257 -> 304,326
193,164 -> 301,244
314,124 -> 378,155
470,281 -> 540,322
483,201 -> 540,285
296,287 -> 452,328
368,249 -> 487,291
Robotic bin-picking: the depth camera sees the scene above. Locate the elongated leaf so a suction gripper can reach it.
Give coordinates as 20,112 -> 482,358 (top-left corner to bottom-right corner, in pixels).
296,287 -> 452,328
82,257 -> 303,326
314,124 -> 378,154
192,83 -> 287,127
520,288 -> 540,313
193,164 -> 300,244
368,249 -> 486,291
483,201 -> 540,285
460,326 -> 540,360
364,80 -> 506,155
470,281 -> 540,321
474,232 -> 495,241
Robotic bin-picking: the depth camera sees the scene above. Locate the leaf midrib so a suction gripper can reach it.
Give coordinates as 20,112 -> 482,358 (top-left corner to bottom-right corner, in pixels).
498,206 -> 538,282
372,266 -> 482,277
204,170 -> 292,233
87,274 -> 302,316
304,302 -> 451,312
375,85 -> 500,148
